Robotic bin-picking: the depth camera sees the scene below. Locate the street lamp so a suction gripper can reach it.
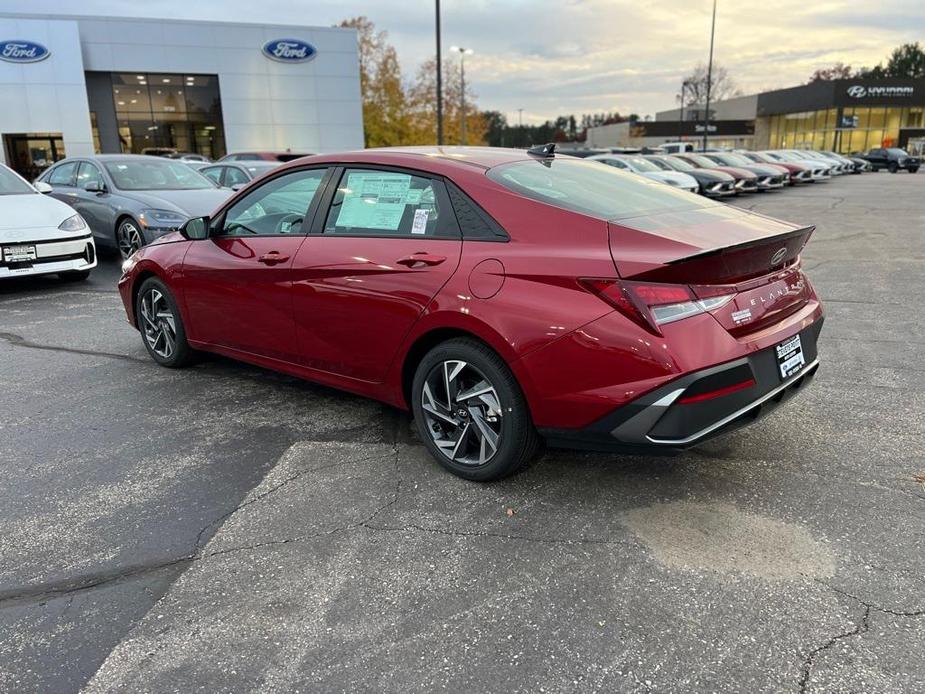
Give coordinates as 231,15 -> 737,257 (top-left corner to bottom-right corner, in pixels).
679,79 -> 691,140
450,45 -> 474,145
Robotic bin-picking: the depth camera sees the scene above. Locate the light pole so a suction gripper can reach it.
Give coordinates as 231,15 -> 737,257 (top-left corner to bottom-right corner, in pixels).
435,0 -> 443,145
679,80 -> 689,141
702,0 -> 717,152
450,46 -> 474,144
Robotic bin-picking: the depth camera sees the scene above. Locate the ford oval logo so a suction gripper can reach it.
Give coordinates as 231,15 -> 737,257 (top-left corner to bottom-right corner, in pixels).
262,39 -> 316,63
0,40 -> 50,63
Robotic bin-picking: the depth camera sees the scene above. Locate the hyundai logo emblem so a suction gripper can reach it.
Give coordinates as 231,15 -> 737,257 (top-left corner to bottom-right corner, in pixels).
262,39 -> 317,63
0,40 -> 50,63
770,247 -> 788,266
846,85 -> 867,98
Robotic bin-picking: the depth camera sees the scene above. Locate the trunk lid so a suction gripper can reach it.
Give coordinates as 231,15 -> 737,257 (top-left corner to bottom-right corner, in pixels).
608,205 -> 815,335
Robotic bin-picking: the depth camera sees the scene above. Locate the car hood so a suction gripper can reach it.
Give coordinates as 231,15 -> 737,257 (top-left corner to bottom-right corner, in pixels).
643,171 -> 698,188
685,168 -> 734,182
608,204 -> 812,282
120,188 -> 232,217
708,165 -> 756,180
0,192 -> 76,231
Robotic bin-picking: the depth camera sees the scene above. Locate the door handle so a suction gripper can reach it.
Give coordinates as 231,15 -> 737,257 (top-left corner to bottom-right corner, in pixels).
258,252 -> 290,265
396,253 -> 447,268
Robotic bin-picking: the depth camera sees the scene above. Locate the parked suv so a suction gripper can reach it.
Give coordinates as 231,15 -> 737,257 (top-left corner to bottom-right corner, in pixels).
861,147 -> 920,173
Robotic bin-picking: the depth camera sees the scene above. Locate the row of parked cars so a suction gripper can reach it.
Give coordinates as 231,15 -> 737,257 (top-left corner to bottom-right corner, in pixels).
0,150 -> 300,281
565,146 -> 919,199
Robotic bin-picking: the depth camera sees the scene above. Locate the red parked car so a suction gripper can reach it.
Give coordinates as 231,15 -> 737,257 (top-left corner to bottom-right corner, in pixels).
674,153 -> 760,193
119,145 -> 823,481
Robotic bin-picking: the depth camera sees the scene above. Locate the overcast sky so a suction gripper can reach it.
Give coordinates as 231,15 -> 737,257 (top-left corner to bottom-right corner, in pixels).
7,0 -> 923,123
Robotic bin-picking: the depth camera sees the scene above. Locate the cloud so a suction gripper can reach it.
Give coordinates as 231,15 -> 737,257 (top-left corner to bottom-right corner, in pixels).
4,0 -> 920,123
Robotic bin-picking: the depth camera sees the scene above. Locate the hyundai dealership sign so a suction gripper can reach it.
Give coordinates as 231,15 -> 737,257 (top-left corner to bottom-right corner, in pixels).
0,40 -> 50,63
846,84 -> 913,99
262,39 -> 316,63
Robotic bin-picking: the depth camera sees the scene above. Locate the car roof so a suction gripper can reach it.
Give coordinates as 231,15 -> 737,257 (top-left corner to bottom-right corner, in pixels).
289,147 -> 550,175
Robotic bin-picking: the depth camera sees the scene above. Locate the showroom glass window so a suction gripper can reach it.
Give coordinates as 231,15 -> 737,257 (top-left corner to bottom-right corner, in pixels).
323,169 -> 454,237
111,73 -> 226,160
223,169 -> 328,236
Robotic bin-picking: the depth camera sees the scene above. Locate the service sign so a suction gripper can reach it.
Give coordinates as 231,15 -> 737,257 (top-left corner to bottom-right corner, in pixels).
262,39 -> 316,63
0,40 -> 50,63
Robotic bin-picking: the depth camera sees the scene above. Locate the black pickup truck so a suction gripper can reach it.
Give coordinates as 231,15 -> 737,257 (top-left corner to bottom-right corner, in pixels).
860,147 -> 920,173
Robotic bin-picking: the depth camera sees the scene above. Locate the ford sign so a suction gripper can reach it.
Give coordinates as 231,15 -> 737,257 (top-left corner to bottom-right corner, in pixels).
262,39 -> 316,63
0,40 -> 50,63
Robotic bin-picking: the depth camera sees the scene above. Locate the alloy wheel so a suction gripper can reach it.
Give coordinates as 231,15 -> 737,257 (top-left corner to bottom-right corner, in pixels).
140,288 -> 177,359
117,220 -> 144,260
421,360 -> 503,466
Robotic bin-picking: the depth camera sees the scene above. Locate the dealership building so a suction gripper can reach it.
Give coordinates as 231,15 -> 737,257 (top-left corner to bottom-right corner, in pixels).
587,78 -> 925,154
0,12 -> 363,180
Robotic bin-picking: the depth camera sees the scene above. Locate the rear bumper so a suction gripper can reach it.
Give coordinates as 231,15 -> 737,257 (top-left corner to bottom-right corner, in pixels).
539,319 -> 823,453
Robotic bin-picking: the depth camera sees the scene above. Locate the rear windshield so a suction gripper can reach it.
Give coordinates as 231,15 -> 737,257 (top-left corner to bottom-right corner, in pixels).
487,158 -> 714,220
0,166 -> 34,195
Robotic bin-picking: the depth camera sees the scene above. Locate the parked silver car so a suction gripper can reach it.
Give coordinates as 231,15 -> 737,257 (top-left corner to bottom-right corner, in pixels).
37,155 -> 232,258
199,161 -> 281,190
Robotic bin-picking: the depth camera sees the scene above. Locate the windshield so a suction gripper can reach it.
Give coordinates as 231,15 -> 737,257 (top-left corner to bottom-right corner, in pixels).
103,159 -> 215,191
487,158 -> 714,220
767,151 -> 795,162
624,156 -> 661,172
717,153 -> 754,167
684,154 -> 717,168
0,166 -> 35,195
645,157 -> 673,171
661,156 -> 696,172
887,148 -> 909,156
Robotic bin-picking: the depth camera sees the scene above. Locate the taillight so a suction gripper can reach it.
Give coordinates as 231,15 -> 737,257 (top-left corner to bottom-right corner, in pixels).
579,278 -> 735,334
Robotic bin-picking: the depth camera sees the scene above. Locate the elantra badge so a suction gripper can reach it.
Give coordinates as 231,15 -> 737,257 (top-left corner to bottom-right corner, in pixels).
770,247 -> 787,267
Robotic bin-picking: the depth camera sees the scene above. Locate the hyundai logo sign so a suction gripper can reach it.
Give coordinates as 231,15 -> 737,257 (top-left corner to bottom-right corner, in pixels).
0,40 -> 50,63
846,84 -> 913,99
262,39 -> 316,63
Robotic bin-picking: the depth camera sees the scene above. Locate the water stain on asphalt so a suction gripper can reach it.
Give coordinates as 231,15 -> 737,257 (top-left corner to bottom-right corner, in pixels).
624,501 -> 836,580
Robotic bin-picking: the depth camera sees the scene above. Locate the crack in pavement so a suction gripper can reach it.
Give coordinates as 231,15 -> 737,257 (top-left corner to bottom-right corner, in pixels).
0,331 -> 146,364
798,579 -> 925,693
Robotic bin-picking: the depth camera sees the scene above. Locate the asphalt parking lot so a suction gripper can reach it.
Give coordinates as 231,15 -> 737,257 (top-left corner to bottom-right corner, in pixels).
1,172 -> 923,693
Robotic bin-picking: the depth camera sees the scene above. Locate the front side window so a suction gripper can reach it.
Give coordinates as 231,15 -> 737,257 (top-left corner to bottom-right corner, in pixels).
222,168 -> 327,236
323,169 -> 451,237
487,158 -> 714,220
48,161 -> 79,186
224,166 -> 250,187
76,162 -> 104,190
104,159 -> 214,191
200,166 -> 223,185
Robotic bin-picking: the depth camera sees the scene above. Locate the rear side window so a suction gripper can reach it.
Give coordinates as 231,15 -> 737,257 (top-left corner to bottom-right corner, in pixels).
323,168 -> 458,238
201,166 -> 222,185
224,166 -> 250,187
487,158 -> 713,220
48,161 -> 78,186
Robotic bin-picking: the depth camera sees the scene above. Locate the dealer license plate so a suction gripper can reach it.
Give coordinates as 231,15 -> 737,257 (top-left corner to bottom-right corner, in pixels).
3,244 -> 36,263
775,334 -> 805,379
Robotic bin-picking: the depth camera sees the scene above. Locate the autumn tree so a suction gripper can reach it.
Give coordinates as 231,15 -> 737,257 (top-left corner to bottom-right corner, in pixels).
676,63 -> 740,105
407,57 -> 488,146
808,62 -> 854,82
339,17 -> 411,147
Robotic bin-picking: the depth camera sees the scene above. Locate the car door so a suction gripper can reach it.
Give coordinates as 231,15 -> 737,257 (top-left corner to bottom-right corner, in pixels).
291,166 -> 462,382
72,161 -> 112,243
868,148 -> 886,168
181,166 -> 331,362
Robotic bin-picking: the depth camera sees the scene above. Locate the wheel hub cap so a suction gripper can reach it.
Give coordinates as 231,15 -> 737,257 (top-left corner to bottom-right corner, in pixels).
140,288 -> 177,359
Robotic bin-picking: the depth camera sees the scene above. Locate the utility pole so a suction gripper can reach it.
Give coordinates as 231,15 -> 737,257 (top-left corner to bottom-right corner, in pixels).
679,81 -> 687,141
702,0 -> 717,152
450,46 -> 474,145
518,108 -> 523,127
435,0 -> 443,145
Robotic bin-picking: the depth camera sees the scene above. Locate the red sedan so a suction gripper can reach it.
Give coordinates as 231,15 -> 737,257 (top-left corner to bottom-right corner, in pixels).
119,145 -> 824,481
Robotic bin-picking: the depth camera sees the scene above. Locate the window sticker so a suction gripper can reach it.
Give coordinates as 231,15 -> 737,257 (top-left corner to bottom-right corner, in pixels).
411,208 -> 429,234
404,188 -> 424,205
335,172 -> 412,230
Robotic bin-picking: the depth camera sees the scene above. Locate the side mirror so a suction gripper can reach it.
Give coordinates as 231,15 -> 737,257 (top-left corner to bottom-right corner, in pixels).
231,183 -> 246,192
84,180 -> 106,194
34,181 -> 53,194
180,216 -> 211,240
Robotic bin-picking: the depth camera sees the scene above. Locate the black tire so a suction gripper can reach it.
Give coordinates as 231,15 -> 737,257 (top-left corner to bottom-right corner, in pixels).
135,277 -> 196,368
908,167 -> 919,174
116,217 -> 146,260
411,337 -> 542,481
58,270 -> 91,281
888,161 -> 898,173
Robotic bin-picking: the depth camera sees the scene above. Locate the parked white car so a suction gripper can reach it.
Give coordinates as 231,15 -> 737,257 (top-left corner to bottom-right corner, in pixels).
588,154 -> 699,192
0,164 -> 97,281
